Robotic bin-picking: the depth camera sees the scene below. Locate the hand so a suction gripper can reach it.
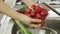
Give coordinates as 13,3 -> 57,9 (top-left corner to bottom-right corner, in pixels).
20,4 -> 49,28
19,14 -> 41,28
39,4 -> 50,27
39,4 -> 50,11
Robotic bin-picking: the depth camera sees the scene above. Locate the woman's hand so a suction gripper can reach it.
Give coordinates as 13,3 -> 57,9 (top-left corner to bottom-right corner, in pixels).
0,0 -> 50,28
19,14 -> 41,28
39,4 -> 50,11
19,4 -> 50,28
0,0 -> 41,28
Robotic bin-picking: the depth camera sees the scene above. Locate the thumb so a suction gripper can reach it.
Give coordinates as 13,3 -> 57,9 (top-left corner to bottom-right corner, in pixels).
31,19 -> 41,23
39,4 -> 50,11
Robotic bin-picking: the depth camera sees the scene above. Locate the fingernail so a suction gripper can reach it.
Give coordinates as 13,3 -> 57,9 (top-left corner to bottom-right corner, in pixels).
38,20 -> 41,22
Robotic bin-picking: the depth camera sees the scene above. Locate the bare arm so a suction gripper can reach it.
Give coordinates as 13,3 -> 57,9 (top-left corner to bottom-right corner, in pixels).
0,0 -> 26,21
0,0 -> 41,28
0,0 -> 36,20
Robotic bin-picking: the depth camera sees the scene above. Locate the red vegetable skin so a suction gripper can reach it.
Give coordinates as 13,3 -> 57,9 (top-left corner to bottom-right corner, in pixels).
31,5 -> 36,9
26,14 -> 32,18
25,8 -> 31,14
35,6 -> 42,13
31,12 -> 36,17
40,10 -> 48,17
35,14 -> 41,19
41,17 -> 46,23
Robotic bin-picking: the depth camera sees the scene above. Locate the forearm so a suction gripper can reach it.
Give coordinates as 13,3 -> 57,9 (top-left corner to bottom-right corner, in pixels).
0,0 -> 28,21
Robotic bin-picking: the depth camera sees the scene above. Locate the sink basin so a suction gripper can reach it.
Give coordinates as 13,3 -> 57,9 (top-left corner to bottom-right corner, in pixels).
46,20 -> 60,34
12,20 -> 60,34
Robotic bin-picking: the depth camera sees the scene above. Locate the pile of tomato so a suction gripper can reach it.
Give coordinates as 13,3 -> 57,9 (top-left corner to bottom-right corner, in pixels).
16,5 -> 48,24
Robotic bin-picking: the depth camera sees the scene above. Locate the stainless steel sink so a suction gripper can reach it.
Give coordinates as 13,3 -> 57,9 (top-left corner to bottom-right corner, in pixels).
46,20 -> 60,34
12,20 -> 60,34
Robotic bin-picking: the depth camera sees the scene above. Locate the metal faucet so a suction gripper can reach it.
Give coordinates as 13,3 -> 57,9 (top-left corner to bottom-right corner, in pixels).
42,3 -> 60,16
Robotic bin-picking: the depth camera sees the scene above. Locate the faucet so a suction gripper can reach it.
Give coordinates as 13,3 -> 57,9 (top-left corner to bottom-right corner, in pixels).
42,3 -> 60,16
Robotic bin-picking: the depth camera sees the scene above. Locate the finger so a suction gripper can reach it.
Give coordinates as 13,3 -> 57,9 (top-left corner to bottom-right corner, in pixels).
39,4 -> 50,11
32,24 -> 41,28
29,24 -> 34,28
42,24 -> 47,28
31,19 -> 41,23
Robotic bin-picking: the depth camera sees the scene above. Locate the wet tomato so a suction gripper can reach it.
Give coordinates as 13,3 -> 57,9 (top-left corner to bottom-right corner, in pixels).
25,8 -> 31,14
40,10 -> 48,17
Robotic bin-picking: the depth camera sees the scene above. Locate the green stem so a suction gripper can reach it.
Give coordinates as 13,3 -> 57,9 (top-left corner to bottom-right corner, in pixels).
13,19 -> 32,34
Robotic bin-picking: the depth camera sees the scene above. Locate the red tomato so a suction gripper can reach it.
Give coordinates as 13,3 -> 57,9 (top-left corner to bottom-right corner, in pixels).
27,14 -> 32,18
40,10 -> 48,17
35,6 -> 42,13
31,12 -> 36,17
41,18 -> 45,23
25,8 -> 31,14
31,5 -> 36,9
35,14 -> 41,19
